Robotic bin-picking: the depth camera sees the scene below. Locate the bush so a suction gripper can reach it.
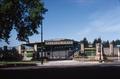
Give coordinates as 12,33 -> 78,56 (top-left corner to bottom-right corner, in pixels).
0,49 -> 23,61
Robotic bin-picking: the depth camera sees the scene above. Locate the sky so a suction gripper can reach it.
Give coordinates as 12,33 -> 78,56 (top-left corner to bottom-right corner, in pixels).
1,0 -> 120,47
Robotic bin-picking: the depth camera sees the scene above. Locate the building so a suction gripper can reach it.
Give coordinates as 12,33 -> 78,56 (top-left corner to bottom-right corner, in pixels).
17,39 -> 120,61
18,39 -> 79,60
44,39 -> 79,60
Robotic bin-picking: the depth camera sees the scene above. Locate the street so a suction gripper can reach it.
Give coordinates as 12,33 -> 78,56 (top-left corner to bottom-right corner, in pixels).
1,59 -> 120,70
1,60 -> 120,79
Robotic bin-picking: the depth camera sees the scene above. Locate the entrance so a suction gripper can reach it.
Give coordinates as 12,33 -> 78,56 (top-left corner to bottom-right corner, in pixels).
84,48 -> 96,56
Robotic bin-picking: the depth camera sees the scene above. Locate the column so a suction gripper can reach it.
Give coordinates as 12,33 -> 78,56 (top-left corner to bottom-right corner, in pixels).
95,43 -> 101,60
95,43 -> 100,60
109,43 -> 114,56
18,45 -> 22,54
34,44 -> 38,52
95,43 -> 104,61
81,43 -> 84,53
23,51 -> 27,61
100,44 -> 104,60
34,44 -> 39,59
118,47 -> 120,60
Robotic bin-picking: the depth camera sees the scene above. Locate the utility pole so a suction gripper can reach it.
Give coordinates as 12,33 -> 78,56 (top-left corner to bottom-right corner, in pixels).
41,17 -> 44,65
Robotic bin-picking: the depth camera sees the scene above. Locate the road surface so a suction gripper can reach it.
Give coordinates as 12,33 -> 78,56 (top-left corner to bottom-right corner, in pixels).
0,60 -> 120,79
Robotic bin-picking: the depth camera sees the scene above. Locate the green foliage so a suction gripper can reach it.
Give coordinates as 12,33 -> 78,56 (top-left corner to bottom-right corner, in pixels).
92,38 -> 102,47
109,40 -> 120,46
0,0 -> 47,43
80,37 -> 89,48
0,47 -> 23,61
85,51 -> 96,56
103,40 -> 109,47
26,52 -> 33,57
114,39 -> 120,45
92,38 -> 97,47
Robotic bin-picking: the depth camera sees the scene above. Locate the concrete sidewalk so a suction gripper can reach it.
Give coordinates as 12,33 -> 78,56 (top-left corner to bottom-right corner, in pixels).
36,60 -> 101,67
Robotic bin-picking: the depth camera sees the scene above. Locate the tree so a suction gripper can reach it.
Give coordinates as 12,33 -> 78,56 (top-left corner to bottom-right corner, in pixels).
92,38 -> 97,47
103,40 -> 109,47
0,46 -> 23,61
80,37 -> 89,48
111,40 -> 115,46
97,38 -> 102,43
115,39 -> 120,45
0,0 -> 47,43
92,38 -> 102,47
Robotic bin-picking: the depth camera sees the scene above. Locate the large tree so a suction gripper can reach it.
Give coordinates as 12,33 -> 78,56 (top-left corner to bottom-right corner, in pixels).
0,0 -> 47,43
92,38 -> 97,47
80,37 -> 89,48
97,38 -> 102,43
92,38 -> 102,47
114,39 -> 120,45
103,40 -> 109,47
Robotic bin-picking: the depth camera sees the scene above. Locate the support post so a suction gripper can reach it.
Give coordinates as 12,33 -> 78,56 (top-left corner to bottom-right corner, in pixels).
81,43 -> 84,54
18,45 -> 22,54
118,47 -> 120,60
34,44 -> 38,52
95,43 -> 104,62
110,43 -> 114,56
41,20 -> 44,64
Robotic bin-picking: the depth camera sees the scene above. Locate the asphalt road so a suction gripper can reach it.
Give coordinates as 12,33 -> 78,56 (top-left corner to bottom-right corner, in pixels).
0,60 -> 120,79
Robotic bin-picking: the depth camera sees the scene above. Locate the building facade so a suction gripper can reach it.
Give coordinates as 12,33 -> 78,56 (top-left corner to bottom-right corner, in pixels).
17,39 -> 120,61
18,39 -> 79,60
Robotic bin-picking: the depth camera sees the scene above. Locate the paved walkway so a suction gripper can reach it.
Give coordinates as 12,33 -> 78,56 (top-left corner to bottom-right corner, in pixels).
2,60 -> 120,70
36,60 -> 100,67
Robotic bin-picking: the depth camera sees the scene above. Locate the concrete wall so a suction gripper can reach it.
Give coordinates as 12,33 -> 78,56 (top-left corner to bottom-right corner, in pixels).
104,48 -> 110,56
114,48 -> 119,56
104,48 -> 119,56
49,50 -> 69,59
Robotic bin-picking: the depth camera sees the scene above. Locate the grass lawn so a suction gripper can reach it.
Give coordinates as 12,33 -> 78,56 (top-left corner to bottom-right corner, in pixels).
0,61 -> 42,66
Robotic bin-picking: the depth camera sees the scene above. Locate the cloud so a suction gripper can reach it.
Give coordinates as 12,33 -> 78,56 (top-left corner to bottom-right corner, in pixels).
91,6 -> 120,32
70,0 -> 97,5
77,6 -> 120,40
75,0 -> 95,3
78,28 -> 91,36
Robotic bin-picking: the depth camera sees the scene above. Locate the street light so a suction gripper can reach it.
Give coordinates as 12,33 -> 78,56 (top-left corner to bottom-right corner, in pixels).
40,18 -> 44,65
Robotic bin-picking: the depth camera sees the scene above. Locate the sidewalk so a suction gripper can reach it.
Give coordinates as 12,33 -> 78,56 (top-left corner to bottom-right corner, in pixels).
36,60 -> 101,67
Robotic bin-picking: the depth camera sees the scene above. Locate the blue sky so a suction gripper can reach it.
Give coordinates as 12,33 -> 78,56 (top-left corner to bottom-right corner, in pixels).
1,0 -> 120,46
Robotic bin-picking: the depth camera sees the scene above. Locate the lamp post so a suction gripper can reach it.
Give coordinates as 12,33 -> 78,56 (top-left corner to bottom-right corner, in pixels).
40,18 -> 44,65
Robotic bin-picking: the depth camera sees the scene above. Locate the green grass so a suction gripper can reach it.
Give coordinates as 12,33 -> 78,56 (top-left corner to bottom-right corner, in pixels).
85,51 -> 96,56
26,53 -> 33,57
0,61 -> 41,65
